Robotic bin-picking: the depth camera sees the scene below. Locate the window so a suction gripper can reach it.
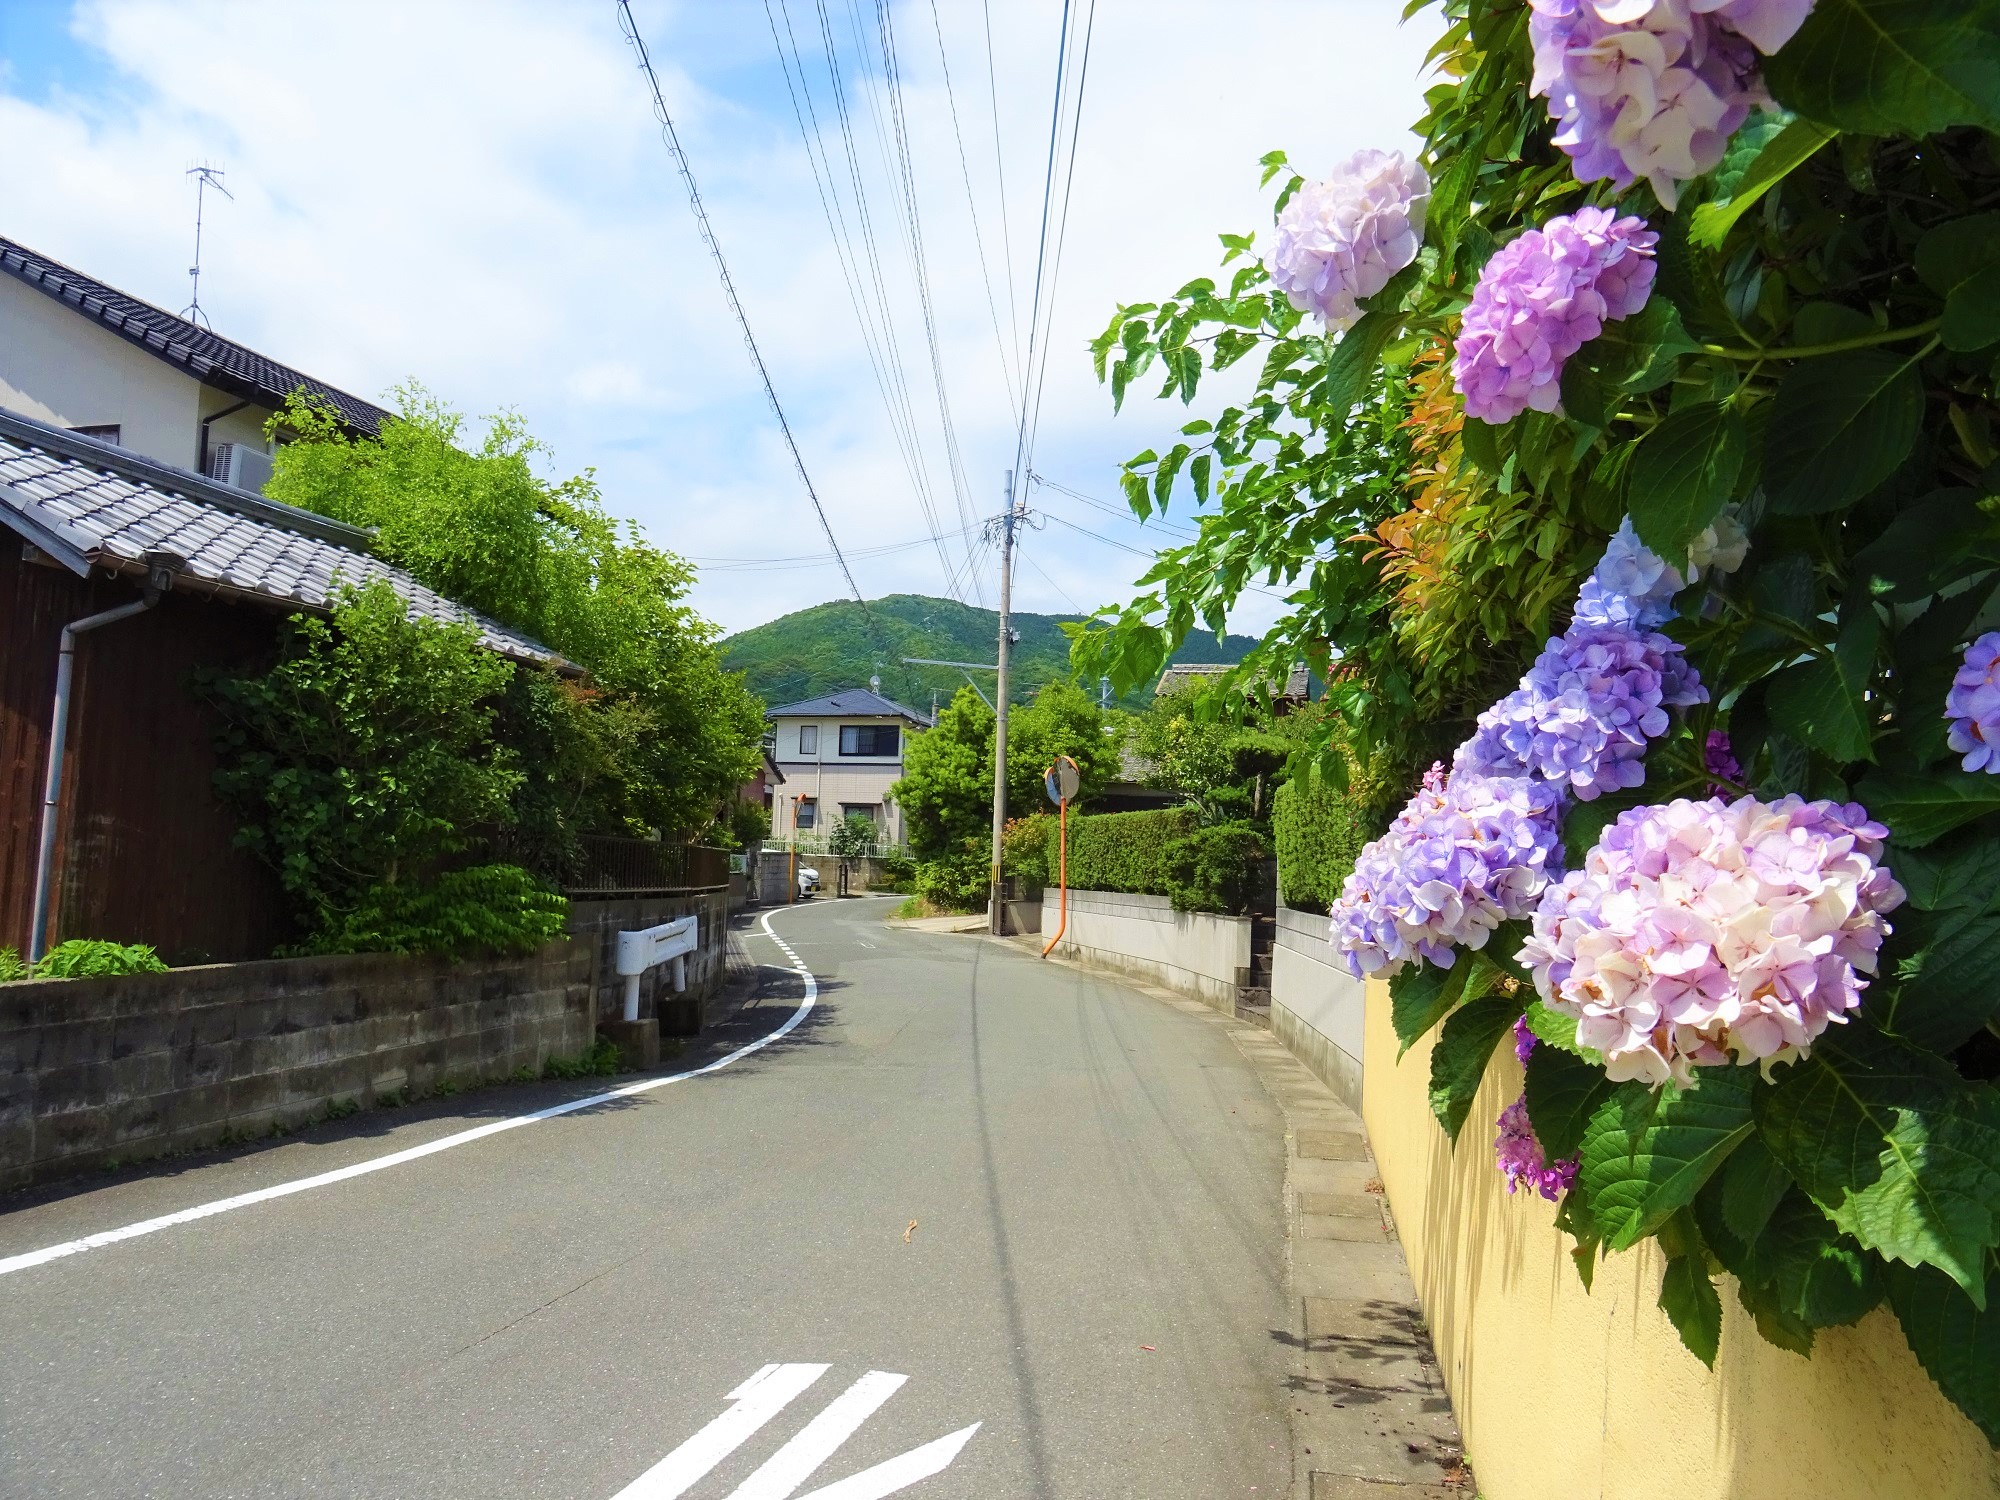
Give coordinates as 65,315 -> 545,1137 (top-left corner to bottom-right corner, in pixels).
794,798 -> 817,830
70,424 -> 120,446
839,724 -> 900,757
840,803 -> 879,824
798,724 -> 818,755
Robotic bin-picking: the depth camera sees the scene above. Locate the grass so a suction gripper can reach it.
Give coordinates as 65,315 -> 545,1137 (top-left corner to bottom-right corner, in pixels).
891,895 -> 970,920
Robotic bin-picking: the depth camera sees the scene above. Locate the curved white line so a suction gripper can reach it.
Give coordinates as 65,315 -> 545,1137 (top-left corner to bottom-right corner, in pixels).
0,910 -> 819,1279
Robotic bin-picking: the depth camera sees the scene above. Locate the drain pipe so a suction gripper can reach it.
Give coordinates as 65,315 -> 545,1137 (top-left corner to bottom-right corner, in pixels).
27,558 -> 177,964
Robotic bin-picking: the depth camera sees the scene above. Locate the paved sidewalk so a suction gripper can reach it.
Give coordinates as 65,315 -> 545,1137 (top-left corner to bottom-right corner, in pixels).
1000,935 -> 1471,1500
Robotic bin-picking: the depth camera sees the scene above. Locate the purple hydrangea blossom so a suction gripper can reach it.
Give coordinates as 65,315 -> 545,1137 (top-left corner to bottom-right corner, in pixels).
1574,517 -> 1686,629
1528,1 -> 1813,209
1513,1013 -> 1538,1065
1265,150 -> 1431,331
1704,729 -> 1743,797
1329,763 -> 1566,979
1518,795 -> 1905,1089
1946,633 -> 2000,774
1495,1096 -> 1579,1201
1452,208 -> 1658,424
1456,621 -> 1706,799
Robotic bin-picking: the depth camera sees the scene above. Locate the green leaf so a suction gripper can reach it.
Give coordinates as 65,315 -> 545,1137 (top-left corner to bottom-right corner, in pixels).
1764,0 -> 2000,137
1580,1068 -> 1755,1252
1189,452 -> 1211,504
1689,120 -> 1840,250
1561,784 -> 1654,867
1628,401 -> 1747,558
1657,1211 -> 1724,1368
1390,957 -> 1489,1058
1427,994 -> 1519,1142
1886,1259 -> 2000,1444
1319,309 -> 1402,419
1757,1027 -> 2000,1304
1853,768 -> 2000,847
1461,416 -> 1504,476
1763,350 -> 1927,515
1736,1276 -> 1819,1357
1916,212 -> 2000,353
1559,358 -> 1608,430
1850,489 -> 1987,602
1525,998 -> 1594,1060
1887,907 -> 2000,1054
1524,1041 -> 1615,1161
1720,1136 -> 1796,1243
1766,596 -> 1879,764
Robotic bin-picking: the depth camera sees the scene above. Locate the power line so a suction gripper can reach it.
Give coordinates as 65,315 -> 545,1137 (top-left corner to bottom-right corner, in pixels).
979,0 -> 1024,379
1031,472 -> 1201,540
617,0 -> 921,704
1021,0 -> 1097,479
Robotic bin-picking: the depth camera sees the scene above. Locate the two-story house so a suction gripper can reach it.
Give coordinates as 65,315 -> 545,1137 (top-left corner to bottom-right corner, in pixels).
764,687 -> 929,846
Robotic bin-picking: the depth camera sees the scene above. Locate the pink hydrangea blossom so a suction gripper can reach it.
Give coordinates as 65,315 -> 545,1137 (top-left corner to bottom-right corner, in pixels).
1330,763 -> 1565,979
1452,208 -> 1657,424
1528,0 -> 1813,209
1265,149 -> 1431,330
1519,796 -> 1905,1089
1496,1096 -> 1579,1200
1945,633 -> 2000,774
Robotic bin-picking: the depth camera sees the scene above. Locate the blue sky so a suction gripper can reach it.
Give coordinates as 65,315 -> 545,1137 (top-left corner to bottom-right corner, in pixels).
0,1 -> 1438,637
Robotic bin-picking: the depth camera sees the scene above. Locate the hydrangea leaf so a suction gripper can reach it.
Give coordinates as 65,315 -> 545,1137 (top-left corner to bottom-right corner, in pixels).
1628,401 -> 1747,559
1850,488 -> 1987,603
1853,768 -> 2000,847
1719,1136 -> 1796,1244
1580,1068 -> 1755,1252
1764,0 -> 2000,137
1689,119 -> 1840,251
1524,1041 -> 1615,1162
1766,657 -> 1873,763
1525,997 -> 1598,1061
1885,1258 -> 2000,1444
1427,994 -> 1518,1142
1882,906 -> 2000,1054
1763,350 -> 1926,515
1656,1210 -> 1724,1368
1755,1027 -> 2000,1304
1735,1276 -> 1819,1357
1916,213 -> 2000,352
1390,957 -> 1491,1059
1720,1188 -> 1887,1329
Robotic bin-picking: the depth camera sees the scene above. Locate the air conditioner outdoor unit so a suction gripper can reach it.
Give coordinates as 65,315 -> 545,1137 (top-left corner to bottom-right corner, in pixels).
206,441 -> 275,495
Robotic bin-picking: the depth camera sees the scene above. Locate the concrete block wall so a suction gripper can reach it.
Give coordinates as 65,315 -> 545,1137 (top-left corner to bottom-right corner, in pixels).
0,942 -> 590,1190
567,891 -> 730,1035
1270,905 -> 1366,1113
1039,888 -> 1250,1015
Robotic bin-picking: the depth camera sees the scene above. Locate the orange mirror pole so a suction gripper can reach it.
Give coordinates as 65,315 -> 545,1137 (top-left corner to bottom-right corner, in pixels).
1041,792 -> 1068,958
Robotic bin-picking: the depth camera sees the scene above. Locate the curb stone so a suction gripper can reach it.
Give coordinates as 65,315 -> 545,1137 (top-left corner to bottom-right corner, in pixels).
994,934 -> 1473,1499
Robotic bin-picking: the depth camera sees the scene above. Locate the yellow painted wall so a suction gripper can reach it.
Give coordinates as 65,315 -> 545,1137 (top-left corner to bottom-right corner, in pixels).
1359,979 -> 2000,1500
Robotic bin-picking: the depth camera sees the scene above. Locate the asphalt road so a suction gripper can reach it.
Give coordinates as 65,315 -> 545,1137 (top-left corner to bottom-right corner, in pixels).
0,896 -> 1294,1500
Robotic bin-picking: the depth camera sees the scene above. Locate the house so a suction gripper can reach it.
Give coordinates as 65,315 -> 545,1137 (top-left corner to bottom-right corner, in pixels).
0,234 -> 389,486
764,687 -> 929,846
1154,660 -> 1317,713
0,408 -> 553,965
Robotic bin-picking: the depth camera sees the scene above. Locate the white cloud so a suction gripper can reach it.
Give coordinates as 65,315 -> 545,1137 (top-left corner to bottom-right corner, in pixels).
0,0 -> 1441,637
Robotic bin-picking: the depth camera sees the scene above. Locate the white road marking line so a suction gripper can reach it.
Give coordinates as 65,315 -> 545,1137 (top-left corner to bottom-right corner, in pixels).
792,1423 -> 982,1500
724,1370 -> 908,1500
610,1364 -> 829,1500
0,910 -> 818,1281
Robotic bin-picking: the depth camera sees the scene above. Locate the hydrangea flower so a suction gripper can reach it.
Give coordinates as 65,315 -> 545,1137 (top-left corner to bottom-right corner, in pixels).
1519,795 -> 1905,1089
1945,633 -> 2000,774
1513,1013 -> 1539,1064
1574,517 -> 1685,629
1703,729 -> 1743,797
1330,763 -> 1565,979
1528,0 -> 1814,209
1685,506 -> 1750,583
1456,621 -> 1706,799
1452,208 -> 1657,424
1265,150 -> 1431,331
1495,1096 -> 1579,1201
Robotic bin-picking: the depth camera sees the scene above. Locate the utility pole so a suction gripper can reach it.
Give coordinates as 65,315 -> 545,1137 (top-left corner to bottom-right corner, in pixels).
988,469 -> 1020,935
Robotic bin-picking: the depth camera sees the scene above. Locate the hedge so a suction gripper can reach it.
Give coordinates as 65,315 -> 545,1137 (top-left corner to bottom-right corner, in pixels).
1272,774 -> 1371,914
1064,805 -> 1200,896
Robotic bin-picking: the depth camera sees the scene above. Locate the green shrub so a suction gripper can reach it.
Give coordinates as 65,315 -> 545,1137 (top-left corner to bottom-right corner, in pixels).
1272,774 -> 1375,913
1002,814 -> 1054,889
913,848 -> 989,912
33,941 -> 170,980
1164,821 -> 1271,915
876,845 -> 916,893
308,864 -> 568,958
543,1036 -> 624,1079
1064,805 -> 1200,896
730,800 -> 771,847
0,947 -> 25,982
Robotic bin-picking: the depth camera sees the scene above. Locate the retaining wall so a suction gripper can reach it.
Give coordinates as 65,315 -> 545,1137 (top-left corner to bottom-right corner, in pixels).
1270,904 -> 1366,1113
1038,888 -> 1249,1014
567,891 -> 730,1035
1359,978 -> 2000,1500
0,942 -> 590,1190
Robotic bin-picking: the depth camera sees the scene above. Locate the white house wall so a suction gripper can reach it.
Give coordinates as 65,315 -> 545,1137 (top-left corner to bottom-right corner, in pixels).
769,715 -> 915,845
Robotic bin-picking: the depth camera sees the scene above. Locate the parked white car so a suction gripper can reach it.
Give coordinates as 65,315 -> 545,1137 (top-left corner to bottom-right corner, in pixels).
796,865 -> 821,899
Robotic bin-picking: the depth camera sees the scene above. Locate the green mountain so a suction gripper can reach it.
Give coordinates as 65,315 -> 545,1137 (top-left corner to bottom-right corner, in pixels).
720,594 -> 1259,712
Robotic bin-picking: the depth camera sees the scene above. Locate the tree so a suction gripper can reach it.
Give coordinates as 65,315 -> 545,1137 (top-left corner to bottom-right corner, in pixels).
830,814 -> 877,859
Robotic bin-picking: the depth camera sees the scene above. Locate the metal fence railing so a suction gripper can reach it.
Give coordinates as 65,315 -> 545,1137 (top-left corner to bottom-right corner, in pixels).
565,837 -> 732,895
762,835 -> 905,860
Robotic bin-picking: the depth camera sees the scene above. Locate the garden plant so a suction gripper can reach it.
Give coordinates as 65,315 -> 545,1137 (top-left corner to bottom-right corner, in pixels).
1073,0 -> 2000,1439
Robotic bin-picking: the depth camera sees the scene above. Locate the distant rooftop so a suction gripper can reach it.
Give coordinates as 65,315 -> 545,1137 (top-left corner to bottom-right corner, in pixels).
0,234 -> 392,437
1156,661 -> 1314,700
765,687 -> 929,723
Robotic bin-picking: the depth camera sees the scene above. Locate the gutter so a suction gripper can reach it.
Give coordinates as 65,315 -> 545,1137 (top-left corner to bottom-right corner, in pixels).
27,553 -> 180,964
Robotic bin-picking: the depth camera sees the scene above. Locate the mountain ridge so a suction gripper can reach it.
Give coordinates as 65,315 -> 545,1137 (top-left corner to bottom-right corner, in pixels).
718,594 -> 1258,711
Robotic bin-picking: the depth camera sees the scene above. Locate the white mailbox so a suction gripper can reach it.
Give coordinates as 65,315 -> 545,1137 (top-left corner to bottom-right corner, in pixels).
614,915 -> 698,1022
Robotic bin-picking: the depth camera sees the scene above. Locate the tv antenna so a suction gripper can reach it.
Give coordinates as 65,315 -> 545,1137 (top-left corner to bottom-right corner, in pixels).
181,165 -> 232,329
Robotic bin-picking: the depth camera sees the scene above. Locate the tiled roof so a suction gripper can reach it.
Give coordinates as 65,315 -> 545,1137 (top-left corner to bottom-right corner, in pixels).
0,408 -> 558,665
765,687 -> 929,723
0,235 -> 392,437
1156,660 -> 1316,701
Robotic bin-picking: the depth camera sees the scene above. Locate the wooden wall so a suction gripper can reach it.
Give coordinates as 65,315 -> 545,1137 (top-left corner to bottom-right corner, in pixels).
0,544 -> 292,962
